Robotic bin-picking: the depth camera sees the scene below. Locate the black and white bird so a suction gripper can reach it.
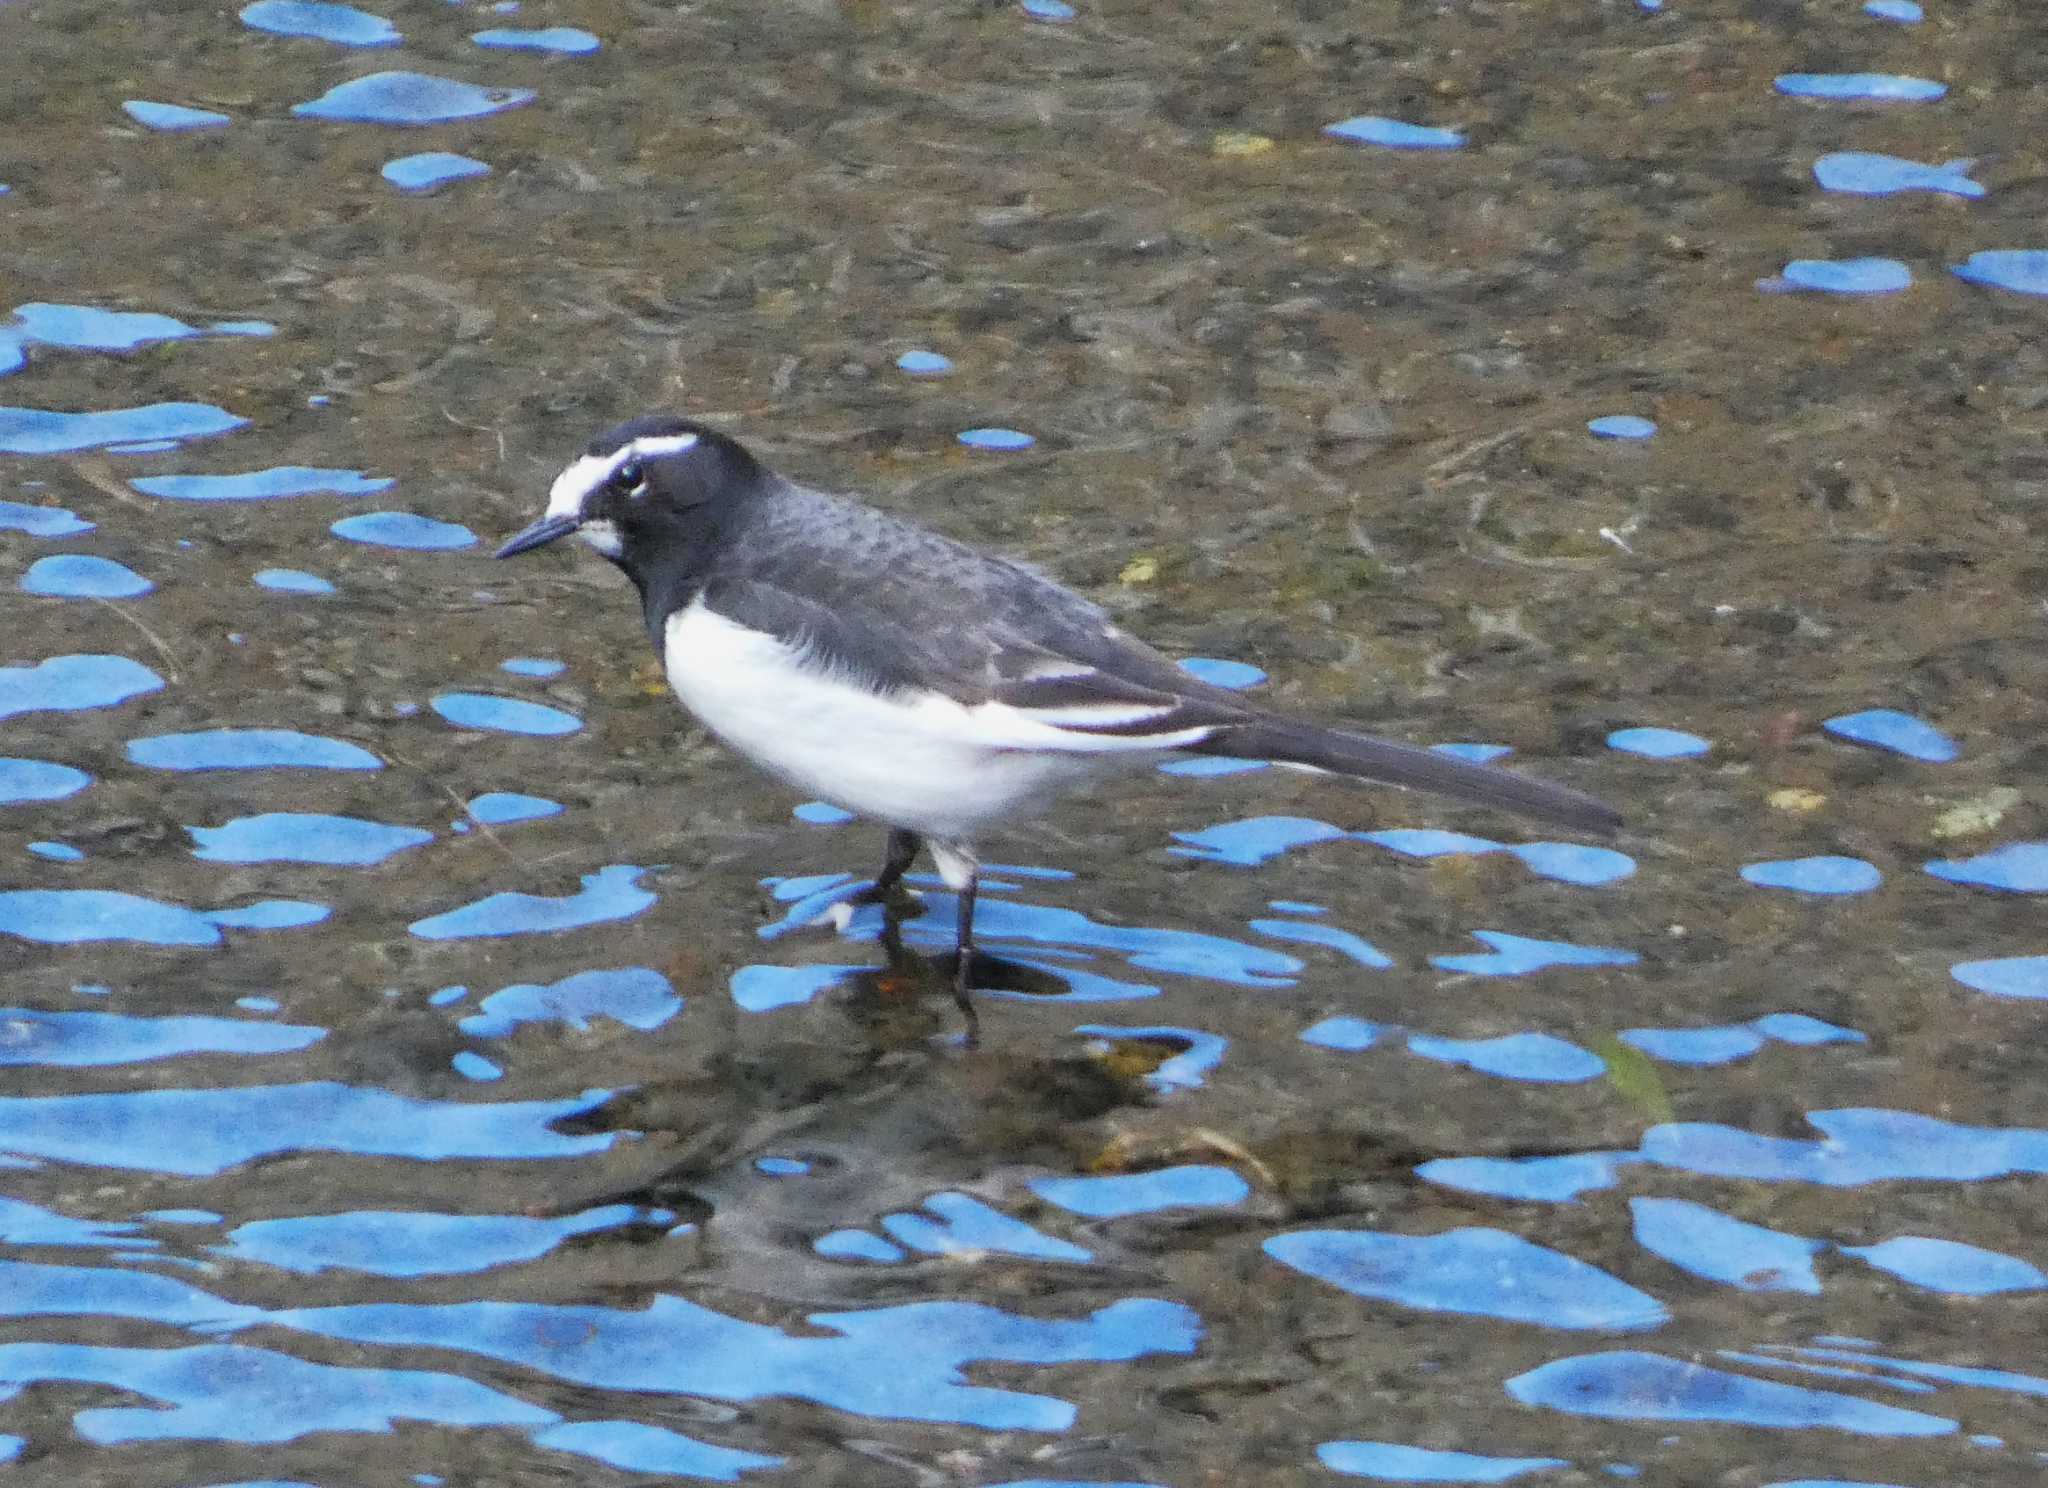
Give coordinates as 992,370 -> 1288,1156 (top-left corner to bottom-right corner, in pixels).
497,415 -> 1621,1042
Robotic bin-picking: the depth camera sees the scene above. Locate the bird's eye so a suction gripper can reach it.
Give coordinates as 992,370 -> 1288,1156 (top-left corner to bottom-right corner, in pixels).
611,461 -> 645,494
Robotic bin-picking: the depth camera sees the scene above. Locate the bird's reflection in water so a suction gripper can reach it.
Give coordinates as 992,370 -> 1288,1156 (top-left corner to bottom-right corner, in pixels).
852,894 -> 1084,1047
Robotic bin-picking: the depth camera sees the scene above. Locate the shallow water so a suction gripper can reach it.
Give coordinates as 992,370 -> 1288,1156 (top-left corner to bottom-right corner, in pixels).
5,0 -> 2048,1482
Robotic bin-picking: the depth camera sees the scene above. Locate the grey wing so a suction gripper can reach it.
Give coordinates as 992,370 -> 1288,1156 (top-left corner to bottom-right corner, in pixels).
702,571 -> 1254,742
977,618 -> 1258,738
715,486 -> 1619,829
718,483 -> 1256,731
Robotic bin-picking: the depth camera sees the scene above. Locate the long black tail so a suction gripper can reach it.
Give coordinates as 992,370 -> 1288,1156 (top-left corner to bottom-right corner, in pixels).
1192,719 -> 1621,836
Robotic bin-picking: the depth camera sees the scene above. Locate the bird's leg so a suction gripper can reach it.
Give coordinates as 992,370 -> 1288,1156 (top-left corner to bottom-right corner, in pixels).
928,840 -> 983,1047
876,892 -> 911,966
845,827 -> 922,909
951,872 -> 981,1048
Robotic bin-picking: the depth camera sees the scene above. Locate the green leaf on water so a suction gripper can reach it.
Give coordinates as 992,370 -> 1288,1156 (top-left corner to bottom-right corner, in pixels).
1592,1033 -> 1673,1124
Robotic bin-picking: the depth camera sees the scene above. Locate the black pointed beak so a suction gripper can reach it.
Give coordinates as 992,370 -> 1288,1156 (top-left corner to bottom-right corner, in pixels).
495,514 -> 579,559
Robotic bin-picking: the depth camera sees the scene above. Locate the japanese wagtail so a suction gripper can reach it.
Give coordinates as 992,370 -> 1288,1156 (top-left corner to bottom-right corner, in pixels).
498,415 -> 1621,1042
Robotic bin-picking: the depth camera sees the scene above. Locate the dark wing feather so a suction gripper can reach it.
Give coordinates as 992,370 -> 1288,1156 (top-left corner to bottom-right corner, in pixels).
702,577 -> 966,696
710,480 -> 1619,832
711,481 -> 1245,708
701,574 -> 1248,740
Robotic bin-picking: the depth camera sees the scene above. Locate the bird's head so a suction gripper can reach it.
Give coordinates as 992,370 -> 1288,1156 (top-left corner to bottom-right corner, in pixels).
496,415 -> 767,572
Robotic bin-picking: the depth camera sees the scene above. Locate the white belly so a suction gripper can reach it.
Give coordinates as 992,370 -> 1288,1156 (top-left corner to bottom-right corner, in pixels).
662,601 -> 1116,841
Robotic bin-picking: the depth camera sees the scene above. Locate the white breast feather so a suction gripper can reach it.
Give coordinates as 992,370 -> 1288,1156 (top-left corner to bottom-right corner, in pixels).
661,600 -> 1199,839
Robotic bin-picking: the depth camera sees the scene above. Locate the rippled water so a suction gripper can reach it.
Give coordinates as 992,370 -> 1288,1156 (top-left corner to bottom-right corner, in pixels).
5,0 -> 2048,1482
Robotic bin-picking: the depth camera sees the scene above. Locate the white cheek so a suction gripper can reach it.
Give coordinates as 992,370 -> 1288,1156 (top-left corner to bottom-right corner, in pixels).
577,519 -> 624,558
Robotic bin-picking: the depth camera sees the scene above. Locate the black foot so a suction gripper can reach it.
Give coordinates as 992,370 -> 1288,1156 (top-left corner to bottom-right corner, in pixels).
868,879 -> 981,1049
842,826 -> 923,912
952,949 -> 981,1049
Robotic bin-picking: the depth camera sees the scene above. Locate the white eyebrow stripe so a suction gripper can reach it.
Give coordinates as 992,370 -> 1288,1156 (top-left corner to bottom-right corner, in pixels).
540,432 -> 699,522
621,432 -> 699,460
544,453 -> 618,521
